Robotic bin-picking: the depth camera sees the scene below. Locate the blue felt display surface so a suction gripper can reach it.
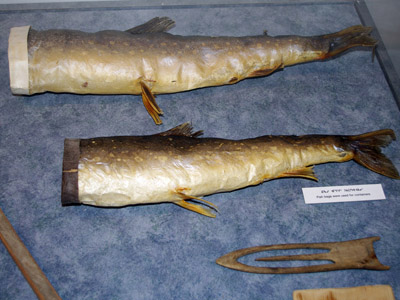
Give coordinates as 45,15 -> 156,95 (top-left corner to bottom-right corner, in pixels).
1,2 -> 399,299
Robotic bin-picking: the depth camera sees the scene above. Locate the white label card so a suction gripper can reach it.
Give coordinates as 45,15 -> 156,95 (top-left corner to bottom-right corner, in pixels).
302,184 -> 386,204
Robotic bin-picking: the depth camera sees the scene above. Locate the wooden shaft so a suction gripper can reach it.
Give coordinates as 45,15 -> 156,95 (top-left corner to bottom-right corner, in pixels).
0,208 -> 61,300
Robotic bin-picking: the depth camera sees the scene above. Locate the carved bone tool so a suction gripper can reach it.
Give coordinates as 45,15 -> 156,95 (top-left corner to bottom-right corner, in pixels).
216,236 -> 389,274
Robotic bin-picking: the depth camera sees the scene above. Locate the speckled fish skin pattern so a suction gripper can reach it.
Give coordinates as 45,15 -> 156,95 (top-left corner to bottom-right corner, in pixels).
1,3 -> 400,300
27,27 -> 330,95
76,133 -> 353,207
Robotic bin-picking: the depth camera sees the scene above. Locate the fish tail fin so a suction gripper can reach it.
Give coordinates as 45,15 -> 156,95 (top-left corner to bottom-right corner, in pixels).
321,25 -> 377,59
346,129 -> 400,179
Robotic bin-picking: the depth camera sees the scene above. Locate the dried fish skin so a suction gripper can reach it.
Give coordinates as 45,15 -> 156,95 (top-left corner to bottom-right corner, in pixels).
62,124 -> 399,217
9,18 -> 377,124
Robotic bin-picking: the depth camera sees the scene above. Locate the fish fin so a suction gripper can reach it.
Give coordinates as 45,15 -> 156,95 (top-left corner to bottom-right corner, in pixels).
126,17 -> 175,34
249,63 -> 283,78
174,192 -> 219,217
175,200 -> 217,218
177,192 -> 219,211
140,81 -> 163,125
278,166 -> 318,181
346,129 -> 400,179
157,123 -> 203,138
321,25 -> 378,59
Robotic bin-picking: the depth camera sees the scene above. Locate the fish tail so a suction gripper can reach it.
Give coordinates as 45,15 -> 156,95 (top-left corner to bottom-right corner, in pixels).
346,129 -> 399,179
321,25 -> 377,59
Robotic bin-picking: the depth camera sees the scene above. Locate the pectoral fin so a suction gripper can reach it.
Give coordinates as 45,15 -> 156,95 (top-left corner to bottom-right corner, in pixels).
174,192 -> 219,218
140,81 -> 163,125
278,166 -> 318,181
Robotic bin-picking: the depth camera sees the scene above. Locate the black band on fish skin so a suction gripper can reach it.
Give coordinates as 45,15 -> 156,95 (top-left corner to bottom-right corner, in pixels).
61,139 -> 81,205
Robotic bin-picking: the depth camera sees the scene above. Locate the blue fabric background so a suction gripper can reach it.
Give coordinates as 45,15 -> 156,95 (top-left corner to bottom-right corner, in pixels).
1,2 -> 399,299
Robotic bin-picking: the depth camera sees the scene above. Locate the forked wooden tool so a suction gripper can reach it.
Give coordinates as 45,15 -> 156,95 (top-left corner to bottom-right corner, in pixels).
216,236 -> 389,274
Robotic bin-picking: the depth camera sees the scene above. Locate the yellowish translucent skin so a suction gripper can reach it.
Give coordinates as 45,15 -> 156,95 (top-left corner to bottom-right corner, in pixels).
77,134 -> 353,207
27,29 -> 327,95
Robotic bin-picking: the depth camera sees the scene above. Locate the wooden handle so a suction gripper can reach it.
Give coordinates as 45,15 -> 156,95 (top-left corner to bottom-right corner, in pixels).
0,208 -> 61,300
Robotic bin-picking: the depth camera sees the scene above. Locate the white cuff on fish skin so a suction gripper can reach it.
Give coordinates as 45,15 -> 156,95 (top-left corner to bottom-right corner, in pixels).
8,26 -> 30,95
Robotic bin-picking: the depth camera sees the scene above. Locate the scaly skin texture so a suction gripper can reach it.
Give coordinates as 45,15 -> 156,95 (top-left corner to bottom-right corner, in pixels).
25,21 -> 376,123
62,124 -> 397,216
77,134 -> 352,207
27,29 -> 329,95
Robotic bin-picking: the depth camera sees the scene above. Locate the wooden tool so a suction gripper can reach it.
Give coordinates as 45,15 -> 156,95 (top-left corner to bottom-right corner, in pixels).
0,208 -> 61,300
216,236 -> 390,274
293,285 -> 395,300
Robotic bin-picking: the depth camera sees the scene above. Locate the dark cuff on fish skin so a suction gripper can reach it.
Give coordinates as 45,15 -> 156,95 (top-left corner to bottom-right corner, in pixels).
61,139 -> 81,206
